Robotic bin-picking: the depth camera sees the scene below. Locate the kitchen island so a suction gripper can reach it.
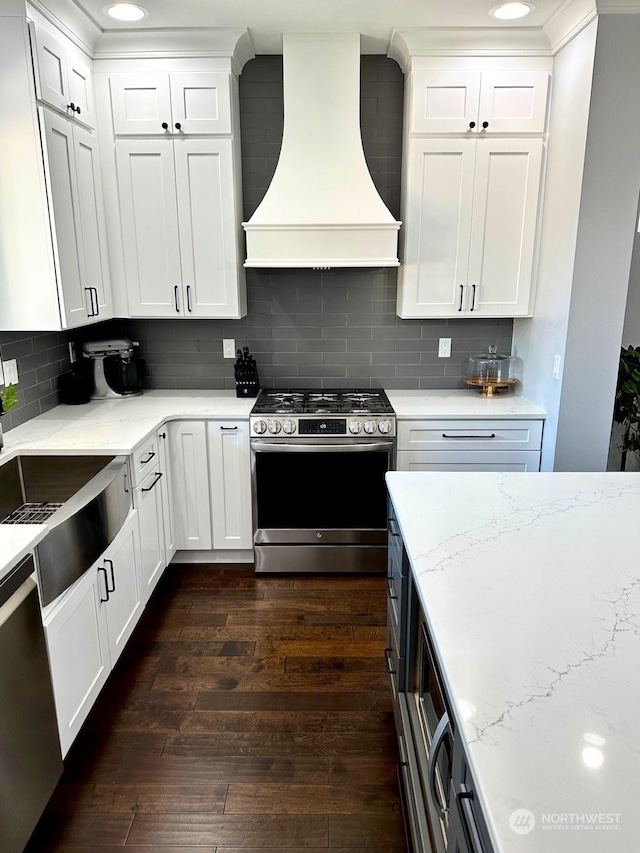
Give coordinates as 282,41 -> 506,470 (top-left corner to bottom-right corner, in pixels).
386,470 -> 640,853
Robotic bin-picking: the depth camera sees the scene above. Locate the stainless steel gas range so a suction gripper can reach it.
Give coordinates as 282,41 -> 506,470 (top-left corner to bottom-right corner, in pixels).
249,389 -> 396,574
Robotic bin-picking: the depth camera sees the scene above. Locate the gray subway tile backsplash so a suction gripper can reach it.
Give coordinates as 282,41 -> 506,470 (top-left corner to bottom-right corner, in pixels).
0,55 -> 514,430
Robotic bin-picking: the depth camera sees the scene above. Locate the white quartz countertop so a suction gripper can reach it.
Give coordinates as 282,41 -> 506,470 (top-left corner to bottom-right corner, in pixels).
0,525 -> 48,586
386,471 -> 640,853
0,390 -> 254,457
386,389 -> 545,419
0,391 -> 253,575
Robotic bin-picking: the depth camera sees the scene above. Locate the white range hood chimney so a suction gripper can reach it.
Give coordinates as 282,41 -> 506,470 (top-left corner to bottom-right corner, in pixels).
243,33 -> 400,269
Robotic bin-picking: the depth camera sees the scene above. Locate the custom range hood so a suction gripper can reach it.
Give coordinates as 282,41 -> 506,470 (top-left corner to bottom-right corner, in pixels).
243,33 -> 400,269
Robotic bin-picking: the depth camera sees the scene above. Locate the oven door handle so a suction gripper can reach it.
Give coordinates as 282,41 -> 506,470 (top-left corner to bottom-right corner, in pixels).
428,711 -> 451,821
251,440 -> 393,453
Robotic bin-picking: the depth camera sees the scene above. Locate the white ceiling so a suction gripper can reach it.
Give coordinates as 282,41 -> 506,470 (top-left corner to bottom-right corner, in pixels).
71,0 -> 576,53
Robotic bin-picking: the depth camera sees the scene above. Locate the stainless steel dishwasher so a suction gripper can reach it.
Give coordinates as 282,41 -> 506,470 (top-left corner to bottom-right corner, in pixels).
0,552 -> 63,852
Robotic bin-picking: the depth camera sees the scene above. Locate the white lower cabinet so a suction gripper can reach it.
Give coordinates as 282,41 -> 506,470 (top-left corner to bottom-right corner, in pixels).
396,418 -> 543,472
207,420 -> 253,550
169,421 -> 213,550
157,427 -> 177,563
42,510 -> 141,757
135,460 -> 166,605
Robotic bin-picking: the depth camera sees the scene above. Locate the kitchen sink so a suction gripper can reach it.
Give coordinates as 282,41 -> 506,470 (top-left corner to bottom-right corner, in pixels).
0,455 -> 132,605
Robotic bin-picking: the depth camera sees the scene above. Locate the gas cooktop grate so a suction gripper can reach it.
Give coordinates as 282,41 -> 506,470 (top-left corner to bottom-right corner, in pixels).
1,502 -> 64,525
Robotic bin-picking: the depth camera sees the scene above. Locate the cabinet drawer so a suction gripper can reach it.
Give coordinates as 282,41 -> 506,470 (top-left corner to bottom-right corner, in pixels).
131,435 -> 159,487
397,419 -> 543,451
396,449 -> 541,472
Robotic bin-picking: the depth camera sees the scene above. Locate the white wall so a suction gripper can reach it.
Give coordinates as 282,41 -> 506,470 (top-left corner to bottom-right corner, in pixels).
622,212 -> 640,346
554,14 -> 640,471
513,20 -> 598,471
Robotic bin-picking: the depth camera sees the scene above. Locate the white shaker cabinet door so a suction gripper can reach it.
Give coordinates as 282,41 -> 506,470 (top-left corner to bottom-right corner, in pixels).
115,139 -> 183,317
169,72 -> 232,134
135,464 -> 166,606
169,421 -> 213,550
174,139 -> 244,318
207,421 -> 253,550
410,70 -> 481,134
157,428 -> 177,563
41,108 -> 88,327
467,138 -> 543,317
477,70 -> 549,134
398,138 -> 476,318
43,564 -> 111,758
32,26 -> 95,128
110,73 -> 173,135
73,124 -> 112,320
100,511 -> 143,664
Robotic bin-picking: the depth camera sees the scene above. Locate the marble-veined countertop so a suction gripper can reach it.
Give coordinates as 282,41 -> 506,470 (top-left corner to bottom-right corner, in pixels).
386,470 -> 640,853
386,389 -> 546,419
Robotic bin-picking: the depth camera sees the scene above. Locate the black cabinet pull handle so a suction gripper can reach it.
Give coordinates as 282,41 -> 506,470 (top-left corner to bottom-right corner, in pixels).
98,566 -> 110,602
470,283 -> 476,311
468,121 -> 476,129
384,647 -> 396,676
442,433 -> 496,439
162,121 -> 169,130
158,432 -> 166,440
67,102 -> 80,114
388,516 -> 400,537
386,575 -> 398,600
84,287 -> 98,317
175,122 -> 182,131
186,284 -> 192,312
174,285 -> 180,312
141,471 -> 163,492
220,425 -> 238,431
104,558 -> 115,593
458,787 -> 485,853
482,120 -> 489,129
140,451 -> 156,465
458,284 -> 464,311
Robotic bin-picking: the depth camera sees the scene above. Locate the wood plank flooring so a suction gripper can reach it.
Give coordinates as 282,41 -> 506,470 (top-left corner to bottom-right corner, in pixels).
26,565 -> 407,852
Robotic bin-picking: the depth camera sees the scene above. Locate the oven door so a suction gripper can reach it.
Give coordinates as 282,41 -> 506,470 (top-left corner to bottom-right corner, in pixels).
251,438 -> 393,572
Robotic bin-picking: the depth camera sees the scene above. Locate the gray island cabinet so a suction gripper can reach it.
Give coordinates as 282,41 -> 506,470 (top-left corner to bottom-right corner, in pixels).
386,470 -> 640,853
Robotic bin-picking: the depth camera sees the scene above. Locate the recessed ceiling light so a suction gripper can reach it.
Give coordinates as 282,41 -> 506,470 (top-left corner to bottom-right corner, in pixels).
104,3 -> 149,22
490,2 -> 535,20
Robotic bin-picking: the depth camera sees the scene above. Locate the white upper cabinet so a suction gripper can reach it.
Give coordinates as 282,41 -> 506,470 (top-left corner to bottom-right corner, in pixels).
410,69 -> 549,135
0,15 -> 111,331
32,24 -> 95,128
42,107 -> 112,327
116,137 -> 244,318
110,72 -> 232,135
398,59 -> 550,320
398,136 -> 543,318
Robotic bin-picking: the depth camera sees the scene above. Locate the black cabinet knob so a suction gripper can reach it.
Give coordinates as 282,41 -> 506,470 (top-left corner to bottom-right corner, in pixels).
162,122 -> 169,130
175,122 -> 182,131
469,121 -> 476,129
482,121 -> 489,129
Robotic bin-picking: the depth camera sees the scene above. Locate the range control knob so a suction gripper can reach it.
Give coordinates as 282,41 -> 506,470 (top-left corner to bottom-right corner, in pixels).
363,420 -> 377,435
268,419 -> 282,434
378,420 -> 393,435
282,419 -> 296,435
253,419 -> 267,435
349,420 -> 363,434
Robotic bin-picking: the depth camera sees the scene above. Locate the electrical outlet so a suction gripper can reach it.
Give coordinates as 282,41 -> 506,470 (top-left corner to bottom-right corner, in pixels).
223,339 -> 236,359
438,338 -> 452,358
3,359 -> 18,385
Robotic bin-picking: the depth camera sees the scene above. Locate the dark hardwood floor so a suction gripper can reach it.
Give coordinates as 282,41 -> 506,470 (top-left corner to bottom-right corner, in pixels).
26,564 -> 407,852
